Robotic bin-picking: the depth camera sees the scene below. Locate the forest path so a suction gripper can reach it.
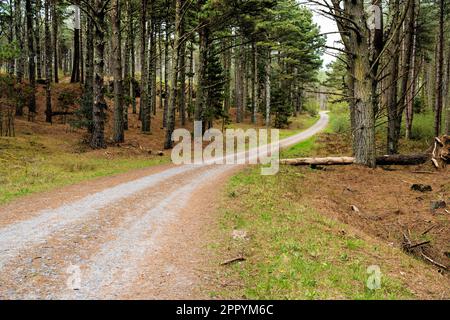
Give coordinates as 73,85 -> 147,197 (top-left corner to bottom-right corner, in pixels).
0,113 -> 329,299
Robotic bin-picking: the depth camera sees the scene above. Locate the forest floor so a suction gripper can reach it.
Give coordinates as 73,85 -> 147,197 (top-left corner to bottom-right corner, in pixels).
0,82 -> 318,205
1,81 -> 448,299
0,81 -> 325,299
207,132 -> 449,299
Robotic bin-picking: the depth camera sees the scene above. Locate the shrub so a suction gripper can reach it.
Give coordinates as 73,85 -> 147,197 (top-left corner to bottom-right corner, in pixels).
410,112 -> 435,141
303,100 -> 319,117
328,101 -> 350,134
330,113 -> 350,134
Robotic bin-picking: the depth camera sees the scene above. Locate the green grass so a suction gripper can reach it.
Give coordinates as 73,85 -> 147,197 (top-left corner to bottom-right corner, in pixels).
0,136 -> 169,204
278,114 -> 320,139
215,165 -> 416,300
280,137 -> 317,159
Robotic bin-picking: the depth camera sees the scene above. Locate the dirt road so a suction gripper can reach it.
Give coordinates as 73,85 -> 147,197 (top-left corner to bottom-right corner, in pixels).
0,113 -> 329,299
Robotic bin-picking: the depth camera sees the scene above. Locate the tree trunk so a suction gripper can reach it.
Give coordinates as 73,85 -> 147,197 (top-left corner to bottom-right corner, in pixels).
35,0 -> 42,80
82,16 -> 94,133
52,0 -> 58,83
150,7 -> 157,118
111,0 -> 124,143
164,0 -> 182,149
434,0 -> 445,137
80,11 -> 84,84
188,43 -> 194,120
387,0 -> 401,155
147,1 -> 156,125
445,42 -> 450,135
338,0 -> 377,167
44,0 -> 52,124
163,20 -> 169,128
265,50 -> 271,128
129,0 -> 137,115
252,41 -> 258,124
179,18 -> 186,126
195,26 -> 208,127
235,39 -> 243,123
405,2 -> 418,140
352,54 -> 376,167
222,37 -> 231,117
90,0 -> 107,149
26,0 -> 36,121
70,5 -> 81,83
140,0 -> 150,132
123,0 -> 131,130
14,0 -> 25,83
158,25 -> 163,112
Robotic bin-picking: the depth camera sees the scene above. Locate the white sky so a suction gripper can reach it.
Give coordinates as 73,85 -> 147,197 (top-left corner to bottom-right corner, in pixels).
311,6 -> 341,68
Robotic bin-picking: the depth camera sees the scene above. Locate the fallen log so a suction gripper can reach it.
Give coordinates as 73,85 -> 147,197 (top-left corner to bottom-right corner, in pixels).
280,154 -> 428,166
375,154 -> 429,165
281,135 -> 450,167
280,157 -> 355,166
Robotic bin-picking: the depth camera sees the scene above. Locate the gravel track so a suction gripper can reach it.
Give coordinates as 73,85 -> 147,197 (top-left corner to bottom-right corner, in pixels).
0,113 -> 328,299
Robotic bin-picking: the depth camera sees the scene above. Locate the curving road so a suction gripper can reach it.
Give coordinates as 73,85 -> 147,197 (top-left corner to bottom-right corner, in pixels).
0,112 -> 329,299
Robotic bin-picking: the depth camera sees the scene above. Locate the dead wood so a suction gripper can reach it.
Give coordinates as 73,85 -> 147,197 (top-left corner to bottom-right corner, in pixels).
280,155 -> 428,166
280,135 -> 450,168
221,256 -> 246,266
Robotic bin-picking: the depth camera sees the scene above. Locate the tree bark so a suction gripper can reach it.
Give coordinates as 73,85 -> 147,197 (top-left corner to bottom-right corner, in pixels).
434,0 -> 445,137
195,25 -> 209,128
281,154 -> 429,166
188,43 -> 194,121
35,0 -> 42,80
149,5 -> 157,118
405,1 -> 418,140
445,42 -> 450,135
179,18 -> 186,126
129,0 -> 137,115
44,0 -> 52,123
82,16 -> 94,133
163,17 -> 170,128
26,0 -> 36,121
90,0 -> 107,149
333,0 -> 377,167
235,38 -> 243,123
265,49 -> 271,128
147,0 -> 156,124
164,0 -> 182,149
14,0 -> 25,83
111,0 -> 124,143
52,0 -> 58,83
70,5 -> 81,83
252,41 -> 258,124
387,0 -> 401,154
140,0 -> 150,132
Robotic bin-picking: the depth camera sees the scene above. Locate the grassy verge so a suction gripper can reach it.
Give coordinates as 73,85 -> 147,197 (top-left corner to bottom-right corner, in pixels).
213,164 -> 417,299
210,114 -> 441,299
0,135 -> 169,205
